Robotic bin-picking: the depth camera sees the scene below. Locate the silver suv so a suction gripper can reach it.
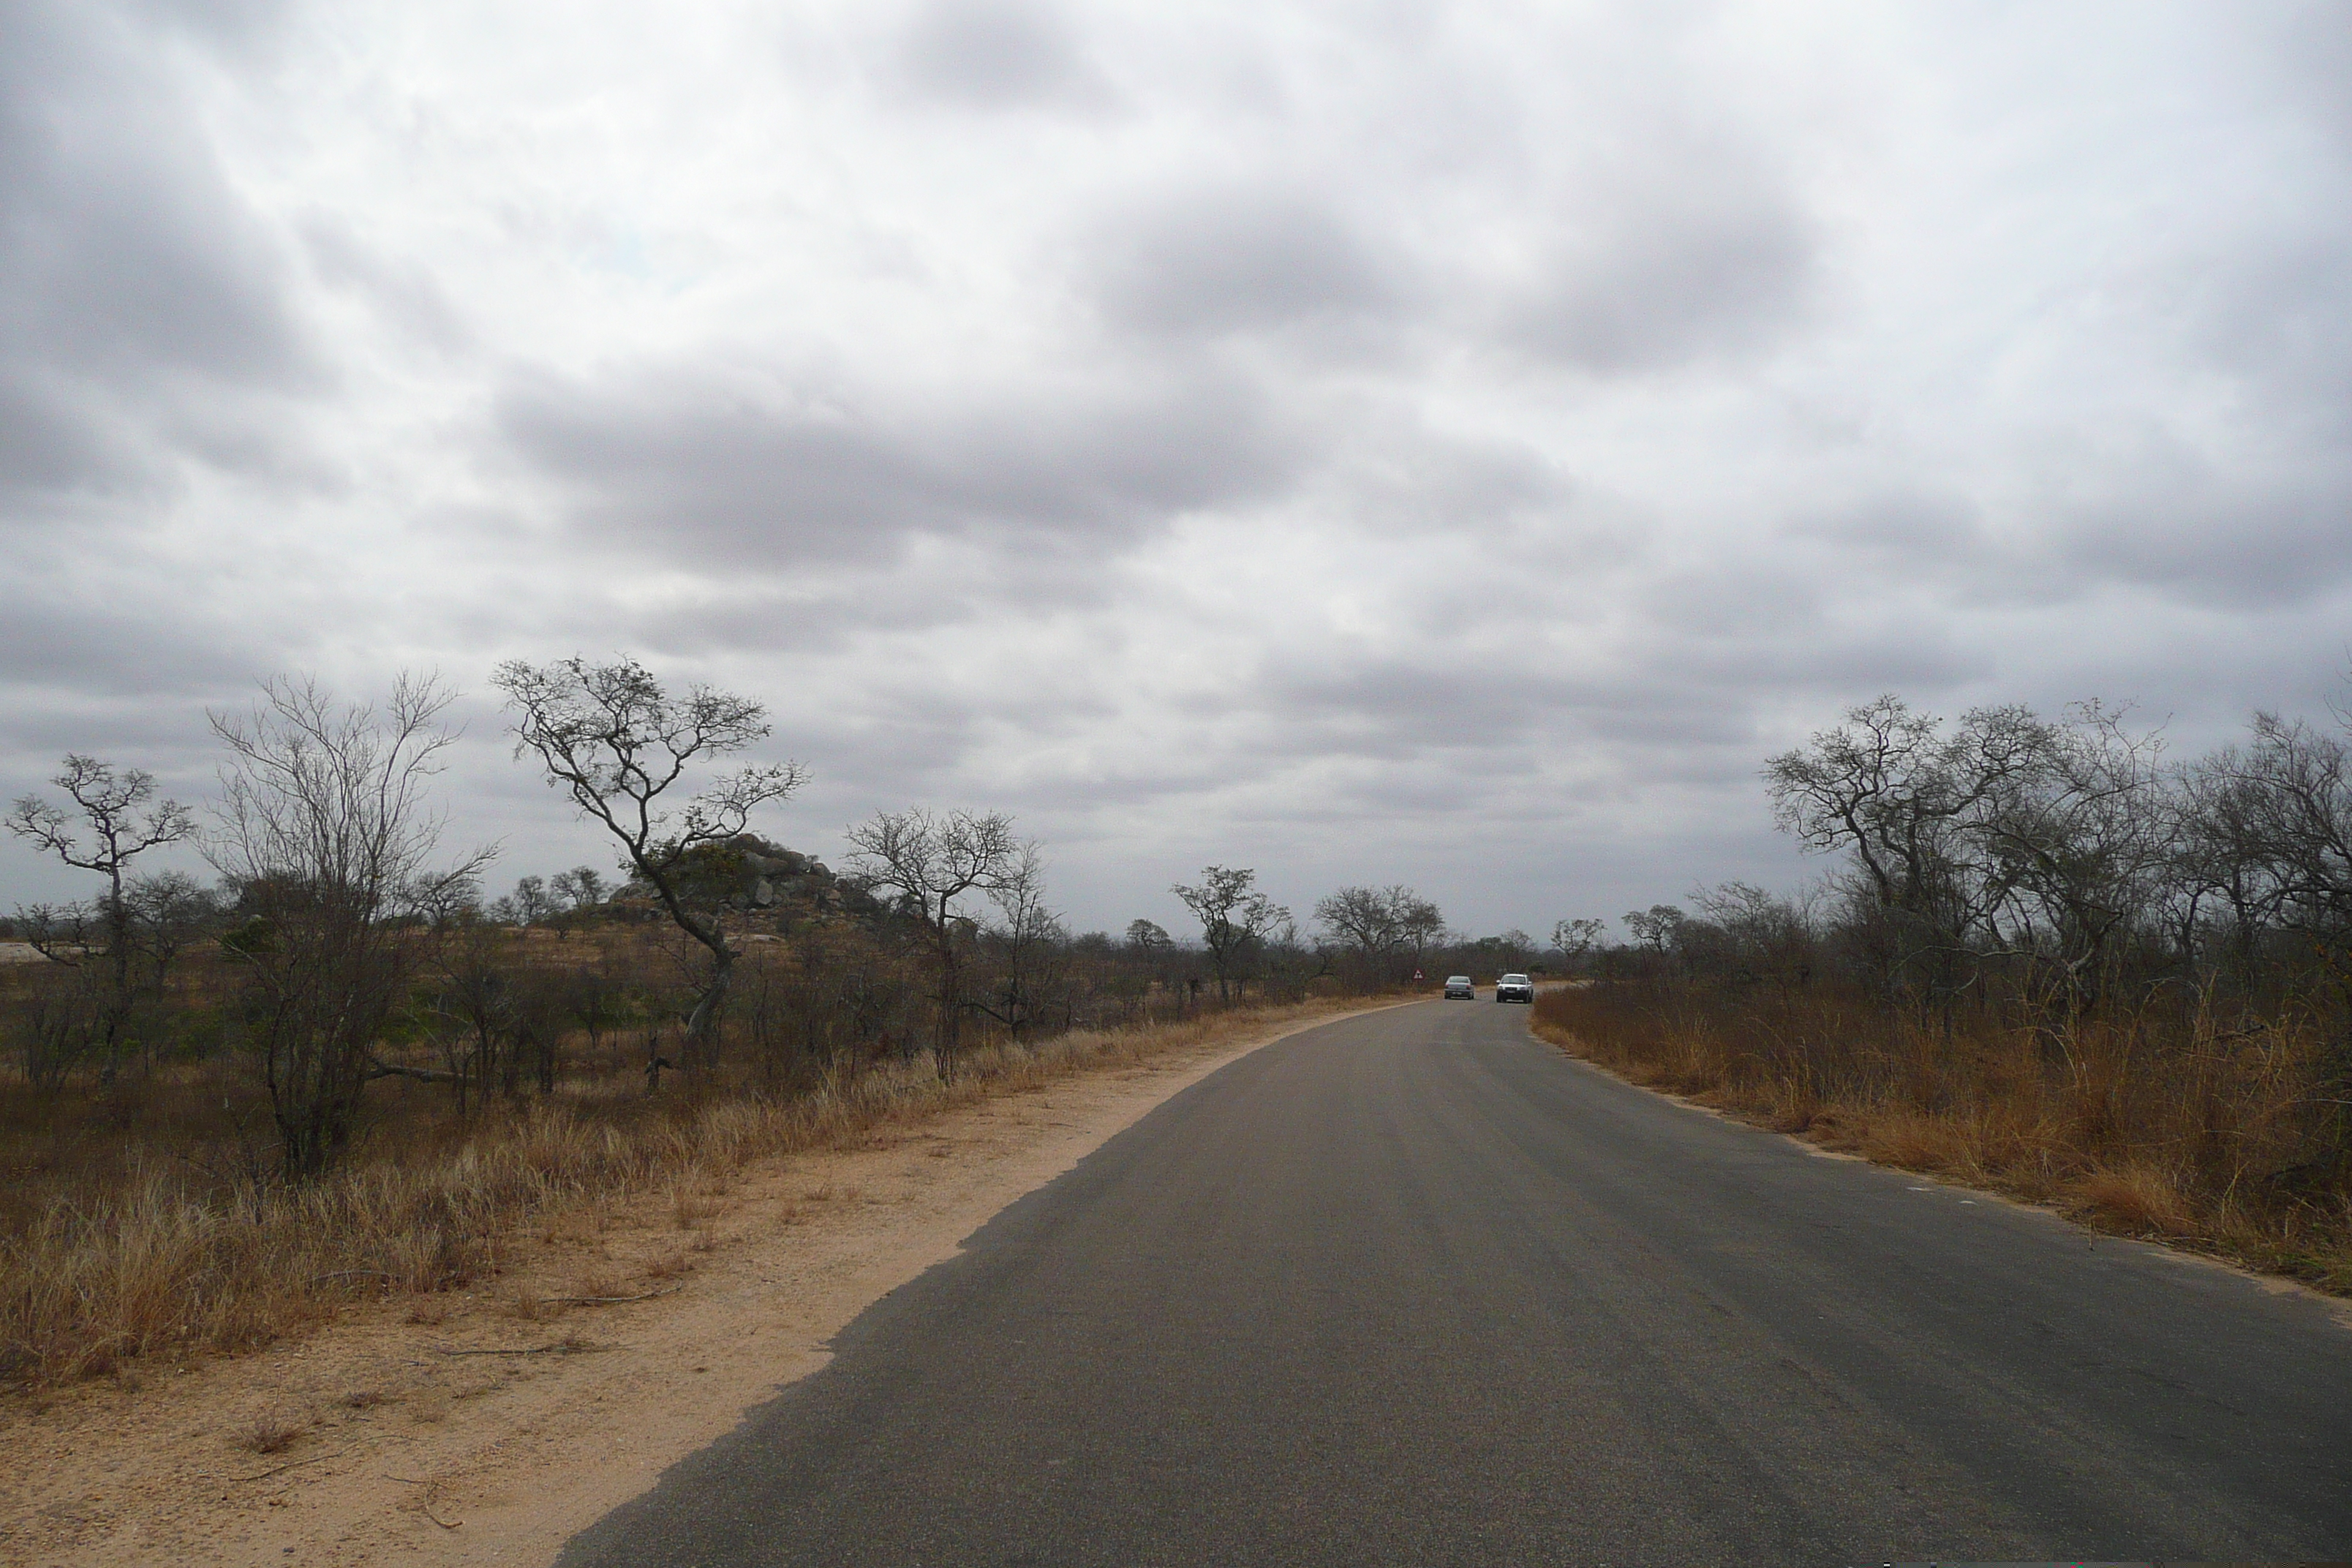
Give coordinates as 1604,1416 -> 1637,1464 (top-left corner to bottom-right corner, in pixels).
1443,975 -> 1475,1000
1495,973 -> 1534,1003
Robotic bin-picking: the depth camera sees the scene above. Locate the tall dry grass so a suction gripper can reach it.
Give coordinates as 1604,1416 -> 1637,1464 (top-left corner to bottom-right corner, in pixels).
1534,981 -> 2352,1290
0,999 -> 1348,1390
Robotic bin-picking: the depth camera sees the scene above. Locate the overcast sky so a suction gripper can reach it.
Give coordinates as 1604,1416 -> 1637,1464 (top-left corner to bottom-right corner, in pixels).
3,0 -> 2349,939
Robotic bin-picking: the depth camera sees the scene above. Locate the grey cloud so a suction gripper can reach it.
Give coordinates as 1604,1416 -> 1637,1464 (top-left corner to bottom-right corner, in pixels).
0,564 -> 282,745
1324,421 -> 1573,542
500,364 -> 1309,568
1782,454 -> 2352,617
1638,561 -> 1827,642
2057,475 -> 2352,610
1787,492 -> 1989,566
0,3 -> 314,504
1254,649 -> 1759,779
0,377 -> 125,496
1501,173 -> 1819,373
301,221 -> 472,355
2180,233 -> 2352,445
1088,186 -> 1410,341
2276,2 -> 2352,151
1267,658 -> 1547,755
128,0 -> 296,53
892,0 -> 1115,113
1648,623 -> 1987,704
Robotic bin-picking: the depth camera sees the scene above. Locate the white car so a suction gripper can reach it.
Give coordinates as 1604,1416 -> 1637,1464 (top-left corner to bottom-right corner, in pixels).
1495,973 -> 1534,1003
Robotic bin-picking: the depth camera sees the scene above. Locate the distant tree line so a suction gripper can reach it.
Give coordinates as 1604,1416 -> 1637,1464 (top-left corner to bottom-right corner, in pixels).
1,655 -> 1561,1180
1585,692 -> 2352,1041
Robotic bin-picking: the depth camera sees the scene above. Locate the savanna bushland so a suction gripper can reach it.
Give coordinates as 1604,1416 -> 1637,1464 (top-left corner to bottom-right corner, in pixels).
1537,693 -> 2352,1291
0,659 -> 1512,1391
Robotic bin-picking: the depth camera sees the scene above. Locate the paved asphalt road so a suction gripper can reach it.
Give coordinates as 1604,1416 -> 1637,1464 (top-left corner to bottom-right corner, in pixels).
560,998 -> 2352,1565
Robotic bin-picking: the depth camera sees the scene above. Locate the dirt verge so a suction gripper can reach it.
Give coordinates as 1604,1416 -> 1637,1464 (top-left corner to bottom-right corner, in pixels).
1,1000 -> 1398,1566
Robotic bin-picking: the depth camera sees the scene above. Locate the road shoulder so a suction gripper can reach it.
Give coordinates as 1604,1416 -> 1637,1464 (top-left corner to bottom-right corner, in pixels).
1,1001 -> 1401,1567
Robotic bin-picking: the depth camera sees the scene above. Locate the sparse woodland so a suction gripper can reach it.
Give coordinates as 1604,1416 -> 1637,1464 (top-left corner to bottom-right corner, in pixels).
42,663 -> 2351,1394
0,659 -> 1505,1390
1539,693 -> 2352,1291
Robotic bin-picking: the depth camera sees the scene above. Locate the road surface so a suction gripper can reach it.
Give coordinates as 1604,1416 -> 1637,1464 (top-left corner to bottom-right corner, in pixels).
559,996 -> 2352,1564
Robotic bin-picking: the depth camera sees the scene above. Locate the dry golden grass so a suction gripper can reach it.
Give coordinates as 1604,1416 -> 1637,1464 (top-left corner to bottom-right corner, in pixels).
1534,982 -> 2352,1292
0,999 -> 1352,1392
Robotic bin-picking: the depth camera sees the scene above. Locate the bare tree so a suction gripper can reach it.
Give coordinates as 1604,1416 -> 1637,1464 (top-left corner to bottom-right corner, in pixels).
1623,905 -> 1686,953
1975,702 -> 2175,1012
1123,917 -> 1176,1003
1552,918 -> 1606,973
1314,884 -> 1443,984
845,807 -> 1022,1067
1315,885 -> 1398,960
1394,890 -> 1446,971
1685,882 -> 1819,989
2188,710 -> 2352,1011
8,756 -> 196,1079
1172,866 -> 1290,1002
981,842 -> 1063,1040
207,674 -> 491,1177
545,864 -> 609,940
494,655 -> 804,1059
1764,694 -> 2052,1005
497,874 -> 557,926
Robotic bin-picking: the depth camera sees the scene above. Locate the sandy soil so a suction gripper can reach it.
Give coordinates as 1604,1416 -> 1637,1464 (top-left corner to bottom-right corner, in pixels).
1,1003 -> 1397,1567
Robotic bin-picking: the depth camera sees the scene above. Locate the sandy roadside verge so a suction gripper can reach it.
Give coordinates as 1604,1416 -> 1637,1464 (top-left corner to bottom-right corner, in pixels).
2,1000 -> 1405,1567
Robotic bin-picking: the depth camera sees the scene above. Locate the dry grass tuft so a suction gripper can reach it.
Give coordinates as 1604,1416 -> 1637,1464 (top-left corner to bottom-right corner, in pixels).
641,1248 -> 694,1281
506,1284 -> 557,1322
239,1409 -> 309,1455
1858,1114 -> 1974,1173
670,1185 -> 723,1231
2073,1166 -> 2195,1235
570,1270 -> 625,1301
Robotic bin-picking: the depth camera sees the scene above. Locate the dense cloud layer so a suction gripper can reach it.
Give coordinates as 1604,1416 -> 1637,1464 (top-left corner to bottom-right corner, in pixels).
4,0 -> 2351,939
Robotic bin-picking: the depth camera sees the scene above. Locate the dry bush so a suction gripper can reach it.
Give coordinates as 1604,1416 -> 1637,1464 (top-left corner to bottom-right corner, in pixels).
239,1409 -> 309,1455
